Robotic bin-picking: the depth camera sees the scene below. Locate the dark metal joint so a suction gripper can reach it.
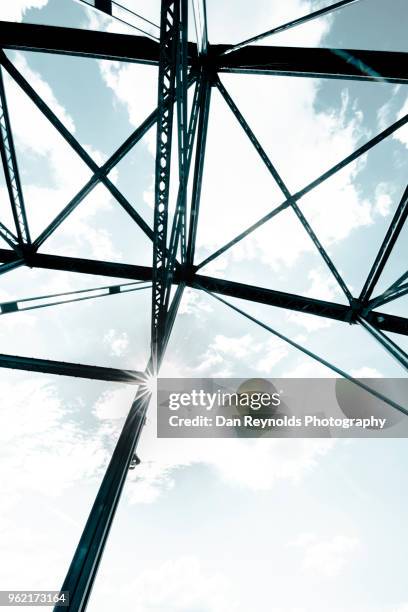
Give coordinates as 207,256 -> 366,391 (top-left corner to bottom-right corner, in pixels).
346,298 -> 362,323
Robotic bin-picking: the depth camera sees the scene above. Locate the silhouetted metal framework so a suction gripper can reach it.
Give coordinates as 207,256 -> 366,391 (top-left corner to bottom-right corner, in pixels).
0,0 -> 407,609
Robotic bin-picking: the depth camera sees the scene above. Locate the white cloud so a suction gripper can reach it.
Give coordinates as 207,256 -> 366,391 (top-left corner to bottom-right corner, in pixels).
281,361 -> 336,378
290,532 -> 361,578
103,328 -> 130,356
0,0 -> 48,22
0,378 -> 108,506
393,96 -> 408,147
178,287 -> 213,316
93,387 -> 134,420
350,367 -> 384,378
191,333 -> 288,376
96,556 -> 240,612
374,182 -> 393,217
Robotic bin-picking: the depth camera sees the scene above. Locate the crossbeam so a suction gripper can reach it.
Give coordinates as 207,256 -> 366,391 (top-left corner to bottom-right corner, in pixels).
0,249 -> 406,336
1,21 -> 407,84
0,352 -> 144,384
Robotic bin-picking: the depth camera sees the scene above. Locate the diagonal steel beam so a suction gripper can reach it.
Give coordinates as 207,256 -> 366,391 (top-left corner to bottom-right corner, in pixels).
216,77 -> 353,303
222,0 -> 363,57
57,371 -> 152,612
359,184 -> 408,304
0,51 -> 153,245
0,220 -> 19,251
368,282 -> 408,311
0,257 -> 23,275
357,316 -> 408,373
0,66 -> 30,245
197,109 -> 408,271
387,270 -> 408,292
33,106 -> 159,249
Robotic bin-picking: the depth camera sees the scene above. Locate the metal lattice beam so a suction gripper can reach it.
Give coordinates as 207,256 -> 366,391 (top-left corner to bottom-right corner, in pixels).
0,67 -> 30,246
151,0 -> 184,369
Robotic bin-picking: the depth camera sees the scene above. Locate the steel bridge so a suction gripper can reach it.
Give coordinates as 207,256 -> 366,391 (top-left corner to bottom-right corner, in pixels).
0,0 -> 407,609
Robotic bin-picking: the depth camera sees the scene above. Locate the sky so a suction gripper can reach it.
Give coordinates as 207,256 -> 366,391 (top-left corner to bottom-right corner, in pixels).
0,1 -> 407,611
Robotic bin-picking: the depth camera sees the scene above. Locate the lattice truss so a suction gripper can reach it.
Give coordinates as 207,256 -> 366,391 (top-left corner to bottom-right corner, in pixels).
0,0 -> 407,609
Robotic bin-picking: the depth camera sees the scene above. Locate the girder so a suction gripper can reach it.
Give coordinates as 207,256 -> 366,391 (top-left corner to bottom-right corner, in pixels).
0,247 -> 406,337
0,67 -> 30,245
151,0 -> 184,369
0,352 -> 144,384
1,20 -> 407,84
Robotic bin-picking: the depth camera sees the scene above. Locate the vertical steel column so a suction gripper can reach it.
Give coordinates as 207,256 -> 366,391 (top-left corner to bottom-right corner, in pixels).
151,0 -> 183,370
0,66 -> 30,247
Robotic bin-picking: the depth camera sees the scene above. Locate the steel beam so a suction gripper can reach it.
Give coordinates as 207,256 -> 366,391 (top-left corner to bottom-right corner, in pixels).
0,248 -> 406,336
152,0 -> 185,369
33,106 -> 159,249
0,221 -> 19,251
359,184 -> 408,304
357,316 -> 408,373
0,248 -> 154,280
191,273 -> 408,336
57,383 -> 151,612
163,0 -> 191,305
0,67 -> 30,245
1,21 -> 407,84
0,20 -> 161,64
0,281 -> 150,315
214,44 -> 408,84
186,71 -> 211,266
368,282 -> 408,310
0,353 -> 144,384
222,0 -> 363,56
